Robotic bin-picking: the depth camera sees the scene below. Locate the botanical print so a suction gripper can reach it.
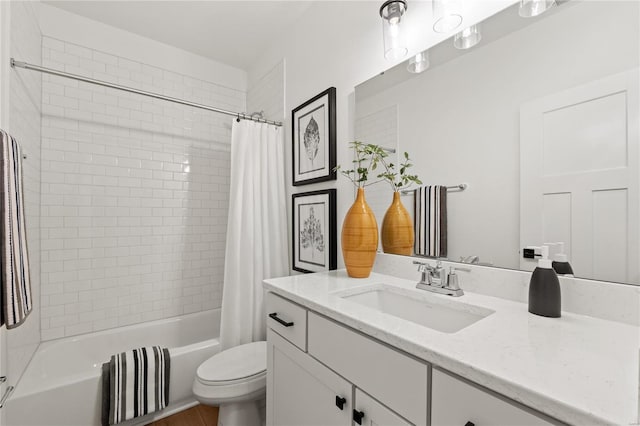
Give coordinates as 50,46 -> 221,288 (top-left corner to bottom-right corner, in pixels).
304,117 -> 320,168
292,189 -> 336,273
297,105 -> 326,175
298,202 -> 326,267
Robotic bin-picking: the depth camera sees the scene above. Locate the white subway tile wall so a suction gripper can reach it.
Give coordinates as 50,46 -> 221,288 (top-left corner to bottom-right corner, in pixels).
40,36 -> 245,340
355,105 -> 399,250
7,1 -> 42,383
247,60 -> 285,121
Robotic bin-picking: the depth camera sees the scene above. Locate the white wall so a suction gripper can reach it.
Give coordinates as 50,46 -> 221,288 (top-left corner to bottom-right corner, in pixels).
248,0 -> 516,271
38,4 -> 247,92
36,7 -> 247,339
4,0 -> 42,389
356,1 -> 639,269
247,60 -> 285,122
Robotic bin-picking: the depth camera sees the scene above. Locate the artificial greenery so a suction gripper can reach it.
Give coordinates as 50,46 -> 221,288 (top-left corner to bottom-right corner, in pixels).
334,141 -> 422,191
334,141 -> 386,188
376,150 -> 422,192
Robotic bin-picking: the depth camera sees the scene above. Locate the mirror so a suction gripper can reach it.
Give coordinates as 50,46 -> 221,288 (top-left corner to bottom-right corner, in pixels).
355,0 -> 639,285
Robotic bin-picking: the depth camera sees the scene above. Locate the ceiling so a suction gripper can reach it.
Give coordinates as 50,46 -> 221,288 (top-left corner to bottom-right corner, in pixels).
43,1 -> 314,70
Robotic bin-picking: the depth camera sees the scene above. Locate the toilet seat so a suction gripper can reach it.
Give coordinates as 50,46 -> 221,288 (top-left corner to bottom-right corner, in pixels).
196,341 -> 266,385
193,341 -> 267,406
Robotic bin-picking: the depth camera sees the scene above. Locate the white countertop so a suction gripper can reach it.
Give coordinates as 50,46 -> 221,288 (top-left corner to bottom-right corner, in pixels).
263,270 -> 640,426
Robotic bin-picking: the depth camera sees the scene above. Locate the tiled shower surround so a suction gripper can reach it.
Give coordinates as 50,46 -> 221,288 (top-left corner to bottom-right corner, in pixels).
40,36 -> 245,340
7,1 -> 42,382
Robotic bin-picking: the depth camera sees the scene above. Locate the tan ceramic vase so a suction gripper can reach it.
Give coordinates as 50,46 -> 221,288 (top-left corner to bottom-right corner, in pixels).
381,191 -> 414,256
341,188 -> 379,278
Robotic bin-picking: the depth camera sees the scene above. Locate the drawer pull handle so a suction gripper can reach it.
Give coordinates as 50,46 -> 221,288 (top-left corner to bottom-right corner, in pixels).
465,422 -> 475,426
353,409 -> 365,425
269,312 -> 294,327
335,396 -> 346,410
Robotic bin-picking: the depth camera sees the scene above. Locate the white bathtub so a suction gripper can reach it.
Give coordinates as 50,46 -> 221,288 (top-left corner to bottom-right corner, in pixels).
7,309 -> 221,426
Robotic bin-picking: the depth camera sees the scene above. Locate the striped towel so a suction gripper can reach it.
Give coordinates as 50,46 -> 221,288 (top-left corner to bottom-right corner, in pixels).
101,346 -> 171,425
414,186 -> 448,257
0,129 -> 32,329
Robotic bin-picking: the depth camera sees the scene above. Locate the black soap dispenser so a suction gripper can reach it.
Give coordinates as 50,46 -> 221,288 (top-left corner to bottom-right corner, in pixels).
551,242 -> 574,276
528,246 -> 561,318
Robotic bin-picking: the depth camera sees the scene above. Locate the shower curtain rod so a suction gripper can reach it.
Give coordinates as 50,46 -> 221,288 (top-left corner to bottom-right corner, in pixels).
10,58 -> 283,127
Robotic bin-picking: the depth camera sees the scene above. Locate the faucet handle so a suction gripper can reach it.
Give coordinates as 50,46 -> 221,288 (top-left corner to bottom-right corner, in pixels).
447,266 -> 470,291
413,260 -> 433,272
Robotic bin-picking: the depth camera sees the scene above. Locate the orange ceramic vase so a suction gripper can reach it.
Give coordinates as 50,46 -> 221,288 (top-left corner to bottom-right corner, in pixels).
341,188 -> 379,278
381,191 -> 414,256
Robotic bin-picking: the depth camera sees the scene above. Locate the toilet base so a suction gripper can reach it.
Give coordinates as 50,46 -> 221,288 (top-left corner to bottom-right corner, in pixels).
218,399 -> 264,426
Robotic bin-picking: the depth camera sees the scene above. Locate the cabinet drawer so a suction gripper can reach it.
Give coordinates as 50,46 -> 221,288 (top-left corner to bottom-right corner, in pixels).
308,312 -> 428,426
432,369 -> 555,426
266,292 -> 307,351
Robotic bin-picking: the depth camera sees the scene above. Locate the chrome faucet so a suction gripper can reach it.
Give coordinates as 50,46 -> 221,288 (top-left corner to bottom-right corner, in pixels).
412,260 -> 470,297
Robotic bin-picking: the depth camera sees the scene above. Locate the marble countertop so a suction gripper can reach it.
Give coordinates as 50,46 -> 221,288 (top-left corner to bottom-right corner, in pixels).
263,270 -> 639,426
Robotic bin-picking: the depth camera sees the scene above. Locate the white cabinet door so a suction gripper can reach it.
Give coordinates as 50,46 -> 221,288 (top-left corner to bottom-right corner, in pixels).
431,369 -> 554,426
520,69 -> 639,283
267,329 -> 351,426
353,389 -> 412,426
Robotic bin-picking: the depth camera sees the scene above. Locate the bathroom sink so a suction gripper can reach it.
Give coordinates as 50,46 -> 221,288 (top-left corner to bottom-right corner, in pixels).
337,285 -> 493,333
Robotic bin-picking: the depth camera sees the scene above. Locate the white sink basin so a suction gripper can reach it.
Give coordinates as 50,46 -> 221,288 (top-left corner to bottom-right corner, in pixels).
337,284 -> 494,333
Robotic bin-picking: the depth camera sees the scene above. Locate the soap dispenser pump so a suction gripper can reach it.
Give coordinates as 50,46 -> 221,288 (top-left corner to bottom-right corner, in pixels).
528,246 -> 561,318
551,242 -> 574,276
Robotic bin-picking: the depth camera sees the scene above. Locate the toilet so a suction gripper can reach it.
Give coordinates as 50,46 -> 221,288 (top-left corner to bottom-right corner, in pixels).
193,341 -> 267,426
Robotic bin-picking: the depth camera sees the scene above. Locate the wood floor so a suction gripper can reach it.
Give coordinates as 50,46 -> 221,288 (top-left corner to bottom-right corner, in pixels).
147,405 -> 218,426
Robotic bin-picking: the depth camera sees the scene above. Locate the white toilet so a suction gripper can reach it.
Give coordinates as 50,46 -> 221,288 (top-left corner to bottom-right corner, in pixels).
193,341 -> 267,426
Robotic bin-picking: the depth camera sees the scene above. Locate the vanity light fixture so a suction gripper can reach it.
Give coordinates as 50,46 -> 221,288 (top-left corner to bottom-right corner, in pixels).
453,24 -> 481,49
519,0 -> 556,18
380,0 -> 409,60
432,0 -> 463,33
407,50 -> 429,73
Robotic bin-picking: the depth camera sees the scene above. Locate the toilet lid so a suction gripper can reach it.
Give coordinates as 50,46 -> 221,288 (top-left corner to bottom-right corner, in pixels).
197,341 -> 267,383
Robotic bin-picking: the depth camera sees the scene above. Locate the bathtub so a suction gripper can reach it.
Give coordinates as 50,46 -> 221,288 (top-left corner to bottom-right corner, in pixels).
7,309 -> 221,426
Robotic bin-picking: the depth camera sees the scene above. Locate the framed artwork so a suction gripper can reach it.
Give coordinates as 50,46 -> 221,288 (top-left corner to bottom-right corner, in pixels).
292,189 -> 337,273
292,87 -> 336,186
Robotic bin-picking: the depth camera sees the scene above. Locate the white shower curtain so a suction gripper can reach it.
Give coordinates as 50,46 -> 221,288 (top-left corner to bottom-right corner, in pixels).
219,119 -> 289,350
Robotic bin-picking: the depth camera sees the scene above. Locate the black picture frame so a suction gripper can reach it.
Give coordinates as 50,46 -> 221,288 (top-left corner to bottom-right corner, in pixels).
292,189 -> 337,273
292,87 -> 337,186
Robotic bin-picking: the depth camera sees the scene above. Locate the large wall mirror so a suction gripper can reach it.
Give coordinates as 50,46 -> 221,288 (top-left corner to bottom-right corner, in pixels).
355,0 -> 639,285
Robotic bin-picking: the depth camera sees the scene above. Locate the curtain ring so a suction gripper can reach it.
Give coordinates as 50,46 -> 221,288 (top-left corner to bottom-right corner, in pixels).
236,113 -> 241,123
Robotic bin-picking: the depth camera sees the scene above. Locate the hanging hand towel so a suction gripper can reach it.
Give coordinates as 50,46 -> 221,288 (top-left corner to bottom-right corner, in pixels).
101,346 -> 171,426
0,129 -> 31,329
414,185 -> 448,257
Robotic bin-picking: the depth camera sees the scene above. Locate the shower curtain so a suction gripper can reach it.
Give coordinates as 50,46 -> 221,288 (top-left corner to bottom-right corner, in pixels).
219,119 -> 289,350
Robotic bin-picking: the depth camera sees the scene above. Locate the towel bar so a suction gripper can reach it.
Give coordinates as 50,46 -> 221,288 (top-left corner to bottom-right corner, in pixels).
401,183 -> 468,195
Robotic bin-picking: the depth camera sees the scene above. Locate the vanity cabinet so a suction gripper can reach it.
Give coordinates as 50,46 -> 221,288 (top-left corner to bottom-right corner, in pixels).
307,312 -> 429,426
431,369 -> 554,426
266,292 -> 558,426
267,328 -> 409,426
267,329 -> 352,426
